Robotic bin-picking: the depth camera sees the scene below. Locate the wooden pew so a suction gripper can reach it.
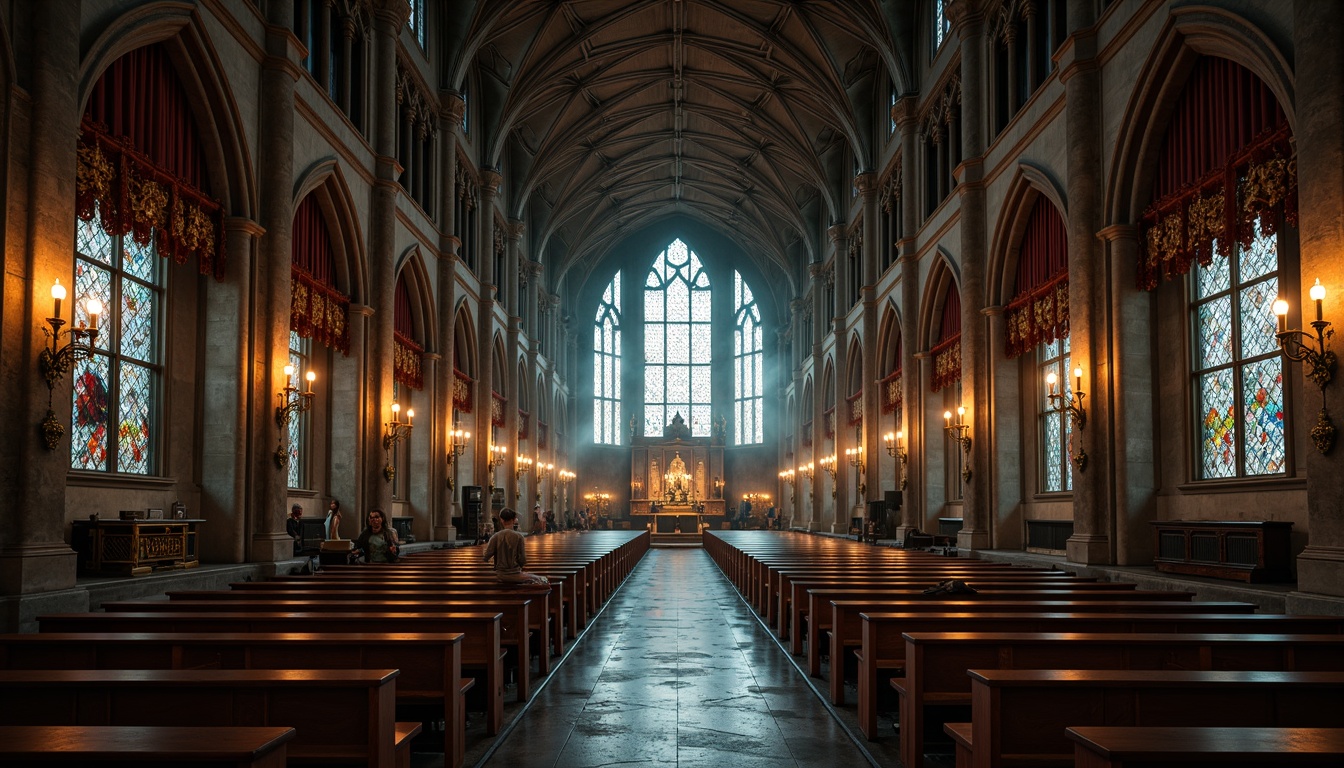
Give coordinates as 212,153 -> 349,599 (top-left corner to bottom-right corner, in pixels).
0,725 -> 296,768
1066,726 -> 1344,768
855,611 -> 1344,739
38,611 -> 507,736
104,596 -> 541,700
0,631 -> 472,768
956,669 -> 1344,768
824,598 -> 1256,703
0,669 -> 420,768
896,632 -> 1344,768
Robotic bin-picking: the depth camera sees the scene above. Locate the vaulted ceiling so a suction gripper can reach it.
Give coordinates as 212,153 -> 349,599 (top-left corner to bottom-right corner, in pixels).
447,0 -> 916,292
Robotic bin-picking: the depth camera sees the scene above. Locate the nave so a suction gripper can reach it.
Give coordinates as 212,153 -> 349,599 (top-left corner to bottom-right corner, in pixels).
480,547 -> 871,768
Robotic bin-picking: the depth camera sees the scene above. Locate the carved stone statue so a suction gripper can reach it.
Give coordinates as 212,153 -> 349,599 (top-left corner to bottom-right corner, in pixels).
663,411 -> 691,440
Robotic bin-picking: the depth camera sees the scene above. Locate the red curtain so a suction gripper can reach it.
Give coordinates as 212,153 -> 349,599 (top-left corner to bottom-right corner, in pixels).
931,282 -> 962,393
1004,198 -> 1069,358
290,195 -> 350,354
392,274 -> 424,389
86,44 -> 207,191
938,284 -> 961,342
291,197 -> 336,283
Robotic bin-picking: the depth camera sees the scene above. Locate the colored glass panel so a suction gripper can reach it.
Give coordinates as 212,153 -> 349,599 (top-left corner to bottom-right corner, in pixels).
75,260 -> 113,353
287,339 -> 303,488
117,360 -> 153,474
122,235 -> 157,283
594,272 -> 622,444
1196,246 -> 1230,298
1241,357 -> 1285,476
1240,220 -> 1277,281
1197,296 -> 1233,368
1239,277 -> 1278,359
70,353 -> 111,471
1199,368 -> 1237,479
77,215 -> 112,264
120,276 -> 156,362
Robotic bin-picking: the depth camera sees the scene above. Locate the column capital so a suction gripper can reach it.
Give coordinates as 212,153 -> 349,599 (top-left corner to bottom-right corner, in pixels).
894,95 -> 922,130
442,90 -> 466,125
480,168 -> 502,197
507,218 -> 526,242
826,224 -> 847,245
853,171 -> 879,200
1097,223 -> 1139,243
945,0 -> 986,35
369,0 -> 410,28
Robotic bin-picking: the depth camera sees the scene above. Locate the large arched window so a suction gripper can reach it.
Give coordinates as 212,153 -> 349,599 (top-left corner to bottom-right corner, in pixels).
286,331 -> 311,489
644,239 -> 711,437
734,270 -> 763,444
593,272 -> 621,445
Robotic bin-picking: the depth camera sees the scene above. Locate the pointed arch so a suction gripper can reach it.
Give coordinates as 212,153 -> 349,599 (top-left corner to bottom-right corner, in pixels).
877,300 -> 902,375
393,247 -> 432,391
922,254 -> 963,393
821,357 -> 836,439
988,163 -> 1068,304
293,160 -> 368,303
78,2 -> 255,219
452,301 -> 477,380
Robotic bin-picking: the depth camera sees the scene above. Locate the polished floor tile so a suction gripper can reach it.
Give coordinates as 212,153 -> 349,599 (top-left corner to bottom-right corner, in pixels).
481,548 -> 875,768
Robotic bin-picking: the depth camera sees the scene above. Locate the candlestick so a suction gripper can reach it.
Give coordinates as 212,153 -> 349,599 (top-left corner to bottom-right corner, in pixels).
305,370 -> 315,392
86,298 -> 102,331
51,280 -> 65,320
1311,278 -> 1326,323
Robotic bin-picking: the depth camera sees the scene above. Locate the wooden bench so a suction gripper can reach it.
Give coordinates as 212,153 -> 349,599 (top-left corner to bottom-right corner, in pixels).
896,632 -> 1344,768
38,611 -> 506,736
0,725 -> 296,768
823,598 -> 1255,703
953,669 -> 1344,768
104,596 -> 540,700
1066,726 -> 1344,768
0,631 -> 472,768
855,611 -> 1344,739
0,668 -> 419,768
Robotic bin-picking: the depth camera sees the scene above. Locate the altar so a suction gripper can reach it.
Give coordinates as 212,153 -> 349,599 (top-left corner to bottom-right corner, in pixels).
628,412 -> 728,530
630,502 -> 728,533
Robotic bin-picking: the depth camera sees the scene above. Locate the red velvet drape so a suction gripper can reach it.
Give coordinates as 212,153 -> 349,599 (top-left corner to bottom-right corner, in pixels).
1004,198 -> 1070,358
938,284 -> 961,342
394,278 -> 414,337
1154,57 -> 1285,200
291,196 -> 336,283
1013,199 -> 1068,294
393,275 -> 424,390
85,44 -> 207,191
931,283 -> 962,392
290,195 -> 350,354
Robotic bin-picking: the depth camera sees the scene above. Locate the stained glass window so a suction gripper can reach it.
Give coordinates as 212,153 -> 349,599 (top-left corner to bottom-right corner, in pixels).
734,271 -> 763,444
644,239 -> 711,437
287,331 -> 311,488
593,273 -> 621,444
1191,222 -> 1285,479
1039,336 -> 1073,493
934,0 -> 951,51
408,0 -> 426,49
71,209 -> 162,474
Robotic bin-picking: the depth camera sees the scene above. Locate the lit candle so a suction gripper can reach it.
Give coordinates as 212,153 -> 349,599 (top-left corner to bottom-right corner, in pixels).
1273,299 -> 1289,333
1310,279 -> 1326,323
391,402 -> 401,423
51,280 -> 66,320
305,370 -> 315,392
85,298 -> 102,331
406,409 -> 414,426
896,430 -> 904,448
1073,367 -> 1083,394
957,406 -> 966,422
944,410 -> 952,427
1046,371 -> 1058,395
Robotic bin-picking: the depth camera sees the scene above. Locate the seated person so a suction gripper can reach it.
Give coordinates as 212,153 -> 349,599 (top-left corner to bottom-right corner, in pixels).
350,508 -> 399,563
483,508 -> 548,584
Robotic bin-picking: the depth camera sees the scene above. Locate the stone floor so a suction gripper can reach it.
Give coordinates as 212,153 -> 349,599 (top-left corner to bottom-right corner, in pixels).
473,547 -> 878,768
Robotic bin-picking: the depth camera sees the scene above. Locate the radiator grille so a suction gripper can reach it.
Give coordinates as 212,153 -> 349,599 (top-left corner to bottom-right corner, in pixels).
1027,520 -> 1073,551
1190,533 -> 1219,562
1158,531 -> 1186,559
1225,534 -> 1258,566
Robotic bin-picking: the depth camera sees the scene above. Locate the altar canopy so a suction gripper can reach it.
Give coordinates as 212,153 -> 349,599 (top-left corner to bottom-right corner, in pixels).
630,412 -> 726,518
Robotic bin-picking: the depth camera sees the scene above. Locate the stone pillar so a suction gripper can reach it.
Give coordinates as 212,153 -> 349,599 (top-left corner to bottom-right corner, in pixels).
504,317 -> 521,521
435,94 -> 464,540
200,218 -> 263,564
808,262 -> 827,529
363,0 -> 408,518
948,0 -> 991,551
0,0 -> 84,628
475,170 -> 501,499
857,173 -> 881,513
251,2 -> 304,562
985,305 -> 1022,549
505,220 -> 523,319
1291,0 -> 1344,607
895,96 -> 923,540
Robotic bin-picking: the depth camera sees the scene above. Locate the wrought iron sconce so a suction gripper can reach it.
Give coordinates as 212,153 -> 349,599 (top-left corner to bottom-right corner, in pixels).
884,430 -> 909,490
584,491 -> 611,515
1046,367 -> 1088,471
778,468 -> 796,503
380,403 -> 414,482
486,444 -> 507,496
943,407 -> 972,483
536,462 -> 552,502
558,469 -> 576,506
845,445 -> 866,498
818,454 -> 838,498
37,280 -> 101,449
798,462 -> 815,500
274,363 -> 316,468
1274,279 -> 1337,454
444,424 -> 471,492
514,454 -> 533,500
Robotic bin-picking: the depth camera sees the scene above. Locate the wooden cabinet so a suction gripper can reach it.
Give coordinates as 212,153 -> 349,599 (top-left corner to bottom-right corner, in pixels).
70,519 -> 203,576
1151,520 -> 1293,583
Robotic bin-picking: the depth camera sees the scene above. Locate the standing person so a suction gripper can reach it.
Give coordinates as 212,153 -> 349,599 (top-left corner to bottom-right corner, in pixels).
483,508 -> 548,584
351,508 -> 400,563
533,504 -> 547,535
324,499 -> 343,540
286,504 -> 304,555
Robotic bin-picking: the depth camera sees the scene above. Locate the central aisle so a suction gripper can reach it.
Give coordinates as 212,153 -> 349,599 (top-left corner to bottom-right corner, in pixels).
483,547 -> 871,768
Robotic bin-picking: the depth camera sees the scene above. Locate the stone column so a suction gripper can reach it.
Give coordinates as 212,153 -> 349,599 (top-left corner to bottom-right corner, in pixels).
1060,0 -> 1110,563
434,94 -> 464,540
896,96 -> 923,540
858,173 -> 881,514
948,0 -> 991,551
1291,0 -> 1344,608
363,0 -> 408,518
0,0 -> 84,627
475,170 -> 501,498
809,262 -> 827,529
827,225 -> 850,531
250,1 -> 305,562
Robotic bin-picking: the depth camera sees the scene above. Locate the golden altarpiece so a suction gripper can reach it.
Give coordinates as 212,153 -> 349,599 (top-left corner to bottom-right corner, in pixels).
630,412 -> 727,532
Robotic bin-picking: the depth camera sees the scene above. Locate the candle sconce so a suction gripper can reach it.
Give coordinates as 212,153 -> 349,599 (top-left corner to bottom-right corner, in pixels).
845,445 -> 866,499
536,462 -> 553,502
818,455 -> 838,498
38,280 -> 102,450
444,424 -> 471,492
884,430 -> 909,491
943,407 -> 972,483
1274,279 -> 1336,454
274,364 -> 317,468
798,462 -> 815,500
778,469 -> 796,503
558,469 -> 576,507
631,477 -> 644,497
713,476 -> 725,498
1046,367 -> 1088,471
486,444 -> 507,497
515,455 -> 533,500
381,403 -> 414,482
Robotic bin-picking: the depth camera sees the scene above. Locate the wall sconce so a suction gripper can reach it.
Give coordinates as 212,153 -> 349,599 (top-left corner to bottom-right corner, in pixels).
818,454 -> 838,498
845,445 -> 866,499
274,364 -> 316,468
943,407 -> 972,483
536,462 -> 553,502
514,454 -> 533,500
631,477 -> 644,497
743,492 -> 770,505
798,462 -> 815,499
1046,367 -> 1088,471
559,469 -> 576,506
1274,279 -> 1337,453
713,476 -> 725,498
379,403 -> 414,482
778,469 -> 796,503
444,423 -> 471,492
584,491 -> 611,514
884,430 -> 908,490
486,444 -> 507,495
37,280 -> 102,449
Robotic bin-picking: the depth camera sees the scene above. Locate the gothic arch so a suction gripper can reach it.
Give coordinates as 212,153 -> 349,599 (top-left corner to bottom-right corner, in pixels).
516,361 -> 530,414
846,336 -> 864,396
919,249 -> 961,349
453,303 -> 476,379
878,300 -> 902,375
395,245 -> 436,352
491,334 -> 508,398
988,163 -> 1069,304
1105,5 -> 1295,227
78,2 -> 255,219
293,160 -> 368,303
